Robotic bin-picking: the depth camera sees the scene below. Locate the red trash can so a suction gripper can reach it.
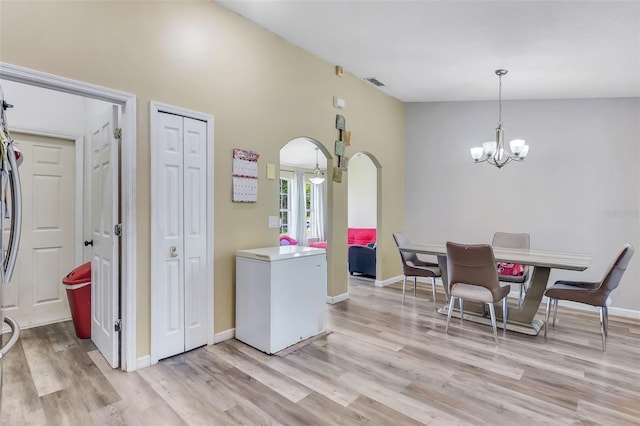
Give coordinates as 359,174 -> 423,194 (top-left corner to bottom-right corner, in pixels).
62,262 -> 92,339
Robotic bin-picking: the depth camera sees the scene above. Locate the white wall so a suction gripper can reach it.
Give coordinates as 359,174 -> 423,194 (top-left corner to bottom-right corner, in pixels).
348,153 -> 377,228
405,98 -> 640,312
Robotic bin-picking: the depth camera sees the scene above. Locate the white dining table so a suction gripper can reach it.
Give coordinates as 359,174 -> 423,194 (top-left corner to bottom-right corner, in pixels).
399,243 -> 592,335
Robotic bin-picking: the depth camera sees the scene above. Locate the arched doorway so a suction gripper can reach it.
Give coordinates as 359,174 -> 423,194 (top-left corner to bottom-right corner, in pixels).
347,152 -> 381,282
278,137 -> 330,248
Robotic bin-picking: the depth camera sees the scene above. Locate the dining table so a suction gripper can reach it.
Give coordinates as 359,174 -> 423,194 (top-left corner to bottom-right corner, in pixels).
399,243 -> 592,335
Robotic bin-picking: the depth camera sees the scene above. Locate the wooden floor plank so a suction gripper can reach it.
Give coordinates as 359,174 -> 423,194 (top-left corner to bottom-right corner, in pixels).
206,341 -> 313,403
2,277 -> 640,425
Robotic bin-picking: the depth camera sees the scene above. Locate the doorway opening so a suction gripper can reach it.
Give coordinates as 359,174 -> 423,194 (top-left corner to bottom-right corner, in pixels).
278,137 -> 329,250
0,62 -> 137,371
347,152 -> 381,283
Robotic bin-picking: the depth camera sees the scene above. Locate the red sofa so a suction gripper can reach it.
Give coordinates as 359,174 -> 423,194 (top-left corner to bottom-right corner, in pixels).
348,228 -> 376,246
305,228 -> 377,250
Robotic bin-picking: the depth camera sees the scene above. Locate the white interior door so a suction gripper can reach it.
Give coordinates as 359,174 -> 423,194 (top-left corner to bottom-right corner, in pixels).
90,105 -> 120,368
1,133 -> 75,327
153,111 -> 208,360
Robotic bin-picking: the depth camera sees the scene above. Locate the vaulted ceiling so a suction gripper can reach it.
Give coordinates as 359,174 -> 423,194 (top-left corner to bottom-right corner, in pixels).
218,0 -> 640,102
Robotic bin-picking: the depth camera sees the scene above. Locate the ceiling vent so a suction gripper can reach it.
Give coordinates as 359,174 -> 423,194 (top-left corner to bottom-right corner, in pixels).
365,77 -> 386,87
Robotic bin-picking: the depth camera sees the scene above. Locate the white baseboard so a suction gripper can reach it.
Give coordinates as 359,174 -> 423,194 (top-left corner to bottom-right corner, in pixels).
379,279 -> 640,320
214,328 -> 235,343
1,316 -> 73,331
375,275 -> 403,287
327,292 -> 349,304
552,299 -> 640,320
135,331 -> 235,370
608,306 -> 640,319
136,355 -> 151,371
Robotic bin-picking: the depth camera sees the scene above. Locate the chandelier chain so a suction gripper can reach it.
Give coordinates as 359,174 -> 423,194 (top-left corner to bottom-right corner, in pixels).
498,74 -> 503,126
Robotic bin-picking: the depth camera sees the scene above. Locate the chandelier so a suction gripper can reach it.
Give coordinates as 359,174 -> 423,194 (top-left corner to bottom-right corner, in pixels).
309,148 -> 325,184
470,69 -> 529,169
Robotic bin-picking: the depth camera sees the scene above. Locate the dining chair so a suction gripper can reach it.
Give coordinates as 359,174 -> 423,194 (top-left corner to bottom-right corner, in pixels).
392,232 -> 443,306
445,242 -> 510,344
492,232 -> 530,308
544,243 -> 634,351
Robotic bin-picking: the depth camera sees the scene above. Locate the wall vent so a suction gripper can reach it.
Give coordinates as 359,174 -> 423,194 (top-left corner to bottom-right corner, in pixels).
364,77 -> 386,87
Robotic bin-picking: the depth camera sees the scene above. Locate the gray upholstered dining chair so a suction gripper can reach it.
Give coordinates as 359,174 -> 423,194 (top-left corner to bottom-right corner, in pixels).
392,232 -> 443,307
445,242 -> 510,344
492,232 -> 530,308
544,243 -> 634,351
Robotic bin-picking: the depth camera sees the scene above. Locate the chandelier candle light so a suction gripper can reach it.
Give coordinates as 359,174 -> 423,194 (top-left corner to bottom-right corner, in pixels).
309,147 -> 325,184
470,69 -> 529,169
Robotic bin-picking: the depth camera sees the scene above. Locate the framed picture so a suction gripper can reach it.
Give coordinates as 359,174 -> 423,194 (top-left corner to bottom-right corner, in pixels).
334,140 -> 345,156
343,130 -> 351,146
332,167 -> 343,183
339,155 -> 349,170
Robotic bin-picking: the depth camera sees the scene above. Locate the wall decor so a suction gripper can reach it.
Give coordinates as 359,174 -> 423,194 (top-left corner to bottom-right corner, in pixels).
332,167 -> 343,183
339,155 -> 349,170
334,140 -> 345,157
335,114 -> 345,130
343,130 -> 351,146
232,148 -> 259,202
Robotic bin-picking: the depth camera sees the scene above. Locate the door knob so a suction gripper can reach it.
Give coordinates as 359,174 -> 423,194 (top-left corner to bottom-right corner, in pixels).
169,246 -> 177,257
84,240 -> 93,247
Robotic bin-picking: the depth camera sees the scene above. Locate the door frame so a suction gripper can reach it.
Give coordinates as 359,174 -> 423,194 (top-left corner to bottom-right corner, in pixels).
0,62 -> 138,371
149,101 -> 214,365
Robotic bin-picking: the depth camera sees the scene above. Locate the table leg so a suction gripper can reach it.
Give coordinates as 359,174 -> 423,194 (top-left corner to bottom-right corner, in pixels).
508,266 -> 549,323
437,255 -> 449,301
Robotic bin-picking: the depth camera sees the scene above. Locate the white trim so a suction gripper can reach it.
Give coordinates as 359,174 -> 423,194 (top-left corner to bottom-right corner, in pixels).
9,126 -> 84,266
214,328 -> 235,343
149,101 -> 215,364
609,306 -> 640,320
551,298 -> 640,320
326,292 -> 350,304
375,275 -> 403,287
1,62 -> 138,372
136,355 -> 151,370
8,126 -> 82,141
5,316 -> 72,331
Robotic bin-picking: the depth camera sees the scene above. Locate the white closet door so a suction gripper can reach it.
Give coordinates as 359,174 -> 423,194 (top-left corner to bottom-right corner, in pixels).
153,111 -> 209,361
183,117 -> 208,351
155,112 -> 185,360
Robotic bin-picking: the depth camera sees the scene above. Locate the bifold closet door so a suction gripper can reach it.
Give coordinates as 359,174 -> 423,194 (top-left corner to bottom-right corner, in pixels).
155,112 -> 207,360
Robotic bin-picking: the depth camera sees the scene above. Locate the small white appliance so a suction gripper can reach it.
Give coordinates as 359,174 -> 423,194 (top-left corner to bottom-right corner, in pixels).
235,245 -> 327,354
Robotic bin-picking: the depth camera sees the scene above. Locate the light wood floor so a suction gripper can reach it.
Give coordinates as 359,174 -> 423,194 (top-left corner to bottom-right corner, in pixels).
2,278 -> 640,425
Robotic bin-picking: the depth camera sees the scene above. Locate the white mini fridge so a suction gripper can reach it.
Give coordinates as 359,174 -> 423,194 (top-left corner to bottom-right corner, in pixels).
235,245 -> 327,354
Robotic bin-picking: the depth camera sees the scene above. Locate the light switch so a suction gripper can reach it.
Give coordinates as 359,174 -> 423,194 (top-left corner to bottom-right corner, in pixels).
266,163 -> 276,179
268,216 -> 279,229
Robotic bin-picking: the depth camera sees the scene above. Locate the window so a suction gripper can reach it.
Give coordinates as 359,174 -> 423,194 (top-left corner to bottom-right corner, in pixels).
305,181 -> 316,238
279,178 -> 290,234
279,177 -> 316,238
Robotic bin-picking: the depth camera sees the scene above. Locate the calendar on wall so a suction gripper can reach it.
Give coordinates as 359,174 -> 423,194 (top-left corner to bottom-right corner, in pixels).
232,148 -> 259,203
